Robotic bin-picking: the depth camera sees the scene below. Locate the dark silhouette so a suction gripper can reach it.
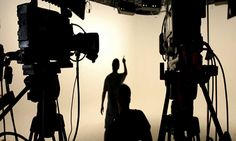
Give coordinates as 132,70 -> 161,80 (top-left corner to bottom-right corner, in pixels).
101,57 -> 127,140
105,84 -> 153,141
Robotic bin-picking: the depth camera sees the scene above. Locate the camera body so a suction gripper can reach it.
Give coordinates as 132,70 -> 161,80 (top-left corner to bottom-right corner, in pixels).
17,3 -> 73,68
17,3 -> 99,75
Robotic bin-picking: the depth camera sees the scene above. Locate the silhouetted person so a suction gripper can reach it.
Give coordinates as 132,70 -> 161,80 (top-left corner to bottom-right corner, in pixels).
101,57 -> 127,140
105,84 -> 153,141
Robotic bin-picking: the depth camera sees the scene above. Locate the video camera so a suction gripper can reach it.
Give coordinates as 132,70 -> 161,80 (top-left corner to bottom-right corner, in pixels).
16,0 -> 99,75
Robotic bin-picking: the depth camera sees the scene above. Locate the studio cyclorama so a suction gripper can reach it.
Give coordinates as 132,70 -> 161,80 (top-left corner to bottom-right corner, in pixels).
0,0 -> 235,141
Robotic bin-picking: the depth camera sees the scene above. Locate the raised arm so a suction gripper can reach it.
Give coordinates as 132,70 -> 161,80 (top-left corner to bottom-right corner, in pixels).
122,57 -> 127,76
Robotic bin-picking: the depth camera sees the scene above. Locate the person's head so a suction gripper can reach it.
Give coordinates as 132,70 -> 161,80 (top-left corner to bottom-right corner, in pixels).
117,84 -> 131,112
112,58 -> 119,72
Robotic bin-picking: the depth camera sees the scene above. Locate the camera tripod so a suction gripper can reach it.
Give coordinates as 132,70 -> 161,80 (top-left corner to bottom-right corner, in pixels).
26,64 -> 66,141
0,63 -> 67,141
157,0 -> 232,140
157,65 -> 231,141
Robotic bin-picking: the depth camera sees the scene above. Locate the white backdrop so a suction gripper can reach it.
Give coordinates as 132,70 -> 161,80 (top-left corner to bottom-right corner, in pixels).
0,0 -> 236,141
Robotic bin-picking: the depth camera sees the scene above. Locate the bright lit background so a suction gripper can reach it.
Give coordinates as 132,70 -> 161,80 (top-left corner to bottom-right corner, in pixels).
0,0 -> 236,141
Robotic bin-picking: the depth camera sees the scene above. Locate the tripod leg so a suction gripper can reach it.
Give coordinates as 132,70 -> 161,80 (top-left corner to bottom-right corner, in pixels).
57,114 -> 67,141
61,127 -> 67,141
10,109 -> 19,141
52,135 -> 56,141
196,134 -> 200,141
158,84 -> 171,141
0,87 -> 29,121
58,129 -> 67,141
167,129 -> 171,141
33,133 -> 38,141
199,82 -> 231,141
29,131 -> 33,141
199,83 -> 223,136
